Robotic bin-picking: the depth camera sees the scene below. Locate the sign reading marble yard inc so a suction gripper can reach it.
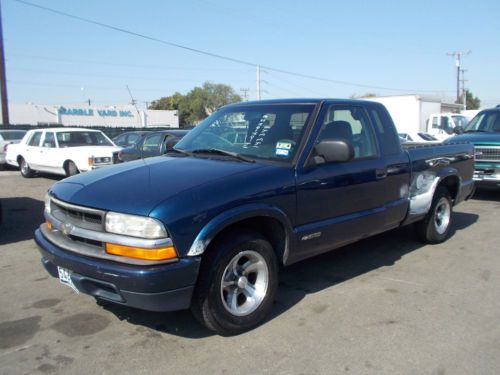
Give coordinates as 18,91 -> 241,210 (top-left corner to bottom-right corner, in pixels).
58,107 -> 133,118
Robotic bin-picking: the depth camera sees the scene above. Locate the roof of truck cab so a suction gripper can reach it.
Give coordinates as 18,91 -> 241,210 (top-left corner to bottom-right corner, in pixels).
222,98 -> 379,107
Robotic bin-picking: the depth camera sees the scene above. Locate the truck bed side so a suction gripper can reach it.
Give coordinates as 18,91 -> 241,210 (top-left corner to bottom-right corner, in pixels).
402,141 -> 475,224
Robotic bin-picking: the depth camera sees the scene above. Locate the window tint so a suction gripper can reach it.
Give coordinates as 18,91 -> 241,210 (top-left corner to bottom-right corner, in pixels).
0,131 -> 26,140
318,105 -> 378,159
28,131 -> 42,147
127,134 -> 141,145
43,132 -> 56,148
369,108 -> 401,155
57,131 -> 112,147
142,134 -> 163,152
176,104 -> 315,162
432,116 -> 439,129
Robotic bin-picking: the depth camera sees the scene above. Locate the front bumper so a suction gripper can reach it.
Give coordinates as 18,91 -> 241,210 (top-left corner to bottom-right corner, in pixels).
473,163 -> 500,187
35,229 -> 201,312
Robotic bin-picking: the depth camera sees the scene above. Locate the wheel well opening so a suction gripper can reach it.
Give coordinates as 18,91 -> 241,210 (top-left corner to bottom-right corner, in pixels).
439,176 -> 459,202
17,155 -> 24,164
207,217 -> 287,265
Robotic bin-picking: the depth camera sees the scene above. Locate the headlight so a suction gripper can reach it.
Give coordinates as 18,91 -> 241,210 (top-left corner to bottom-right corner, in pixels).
105,212 -> 168,239
94,157 -> 111,164
44,192 -> 51,214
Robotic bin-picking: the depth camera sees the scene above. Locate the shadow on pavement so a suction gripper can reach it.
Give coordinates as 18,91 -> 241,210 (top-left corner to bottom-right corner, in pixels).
98,211 -> 478,338
0,197 -> 44,245
471,188 -> 500,202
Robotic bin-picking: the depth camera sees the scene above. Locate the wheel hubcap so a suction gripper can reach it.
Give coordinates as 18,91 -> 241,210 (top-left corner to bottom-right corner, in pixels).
434,197 -> 451,235
220,250 -> 269,316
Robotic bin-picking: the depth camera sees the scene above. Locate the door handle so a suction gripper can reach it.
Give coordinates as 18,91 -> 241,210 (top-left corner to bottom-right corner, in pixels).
376,168 -> 387,180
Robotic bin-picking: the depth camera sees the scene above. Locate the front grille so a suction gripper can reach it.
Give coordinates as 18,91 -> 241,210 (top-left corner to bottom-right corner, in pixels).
69,234 -> 103,249
50,198 -> 105,232
475,146 -> 500,161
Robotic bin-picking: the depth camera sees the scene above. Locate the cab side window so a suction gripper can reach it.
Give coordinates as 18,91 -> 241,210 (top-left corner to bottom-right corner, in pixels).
317,106 -> 378,159
28,131 -> 42,147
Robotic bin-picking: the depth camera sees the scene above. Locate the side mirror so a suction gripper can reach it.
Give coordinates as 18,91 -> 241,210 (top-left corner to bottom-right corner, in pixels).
453,126 -> 464,135
313,139 -> 354,165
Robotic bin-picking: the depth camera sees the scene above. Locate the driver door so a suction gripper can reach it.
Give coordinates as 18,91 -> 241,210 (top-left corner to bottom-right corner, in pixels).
294,103 -> 388,259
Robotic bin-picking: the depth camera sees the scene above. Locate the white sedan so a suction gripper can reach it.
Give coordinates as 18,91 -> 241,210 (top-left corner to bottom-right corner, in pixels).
6,128 -> 121,178
398,132 -> 440,143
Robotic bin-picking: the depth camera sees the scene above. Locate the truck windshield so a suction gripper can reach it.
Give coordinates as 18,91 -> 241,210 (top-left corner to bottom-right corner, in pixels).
451,115 -> 469,128
464,111 -> 500,133
175,104 -> 315,162
56,131 -> 113,147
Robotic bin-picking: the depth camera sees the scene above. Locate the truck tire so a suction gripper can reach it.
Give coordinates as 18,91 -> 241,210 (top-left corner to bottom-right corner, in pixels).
65,161 -> 79,177
415,187 -> 453,244
19,157 -> 35,178
191,232 -> 278,336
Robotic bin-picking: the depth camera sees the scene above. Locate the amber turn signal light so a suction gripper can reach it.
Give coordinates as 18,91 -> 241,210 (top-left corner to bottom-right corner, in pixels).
105,243 -> 177,261
46,220 -> 52,230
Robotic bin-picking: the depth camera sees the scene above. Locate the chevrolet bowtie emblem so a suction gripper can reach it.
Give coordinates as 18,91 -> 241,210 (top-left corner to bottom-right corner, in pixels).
60,222 -> 74,236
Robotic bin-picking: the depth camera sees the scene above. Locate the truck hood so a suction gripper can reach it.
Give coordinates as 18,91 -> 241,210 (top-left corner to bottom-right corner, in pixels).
447,132 -> 500,145
49,156 -> 265,216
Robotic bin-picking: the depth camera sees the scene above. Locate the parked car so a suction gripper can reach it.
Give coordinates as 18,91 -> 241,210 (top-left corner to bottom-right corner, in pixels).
115,129 -> 188,163
6,128 -> 121,178
112,131 -> 150,147
446,106 -> 500,188
0,129 -> 27,170
36,99 -> 474,335
399,132 -> 439,143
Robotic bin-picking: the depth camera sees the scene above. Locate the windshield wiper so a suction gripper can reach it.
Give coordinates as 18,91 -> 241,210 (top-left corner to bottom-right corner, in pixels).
464,129 -> 488,133
166,148 -> 192,156
191,148 -> 255,163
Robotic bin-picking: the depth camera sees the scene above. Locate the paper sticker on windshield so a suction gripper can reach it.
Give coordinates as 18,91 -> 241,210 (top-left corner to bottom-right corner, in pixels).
275,141 -> 292,157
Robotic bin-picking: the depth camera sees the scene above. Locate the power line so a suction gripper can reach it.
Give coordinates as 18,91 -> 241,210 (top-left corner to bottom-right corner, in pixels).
8,53 -> 253,72
7,80 -> 171,92
8,67 -> 250,83
12,0 -> 450,94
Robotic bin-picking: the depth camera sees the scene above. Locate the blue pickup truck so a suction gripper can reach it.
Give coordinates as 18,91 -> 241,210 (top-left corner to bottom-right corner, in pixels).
36,99 -> 475,335
446,106 -> 500,188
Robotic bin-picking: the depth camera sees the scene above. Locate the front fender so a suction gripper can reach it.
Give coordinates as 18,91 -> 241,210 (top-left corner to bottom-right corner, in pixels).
186,203 -> 294,261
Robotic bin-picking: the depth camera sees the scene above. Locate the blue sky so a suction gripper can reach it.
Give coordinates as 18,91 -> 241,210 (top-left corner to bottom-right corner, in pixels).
3,0 -> 500,108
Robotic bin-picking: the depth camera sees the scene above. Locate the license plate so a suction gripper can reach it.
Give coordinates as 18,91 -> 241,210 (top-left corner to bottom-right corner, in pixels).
57,266 -> 79,294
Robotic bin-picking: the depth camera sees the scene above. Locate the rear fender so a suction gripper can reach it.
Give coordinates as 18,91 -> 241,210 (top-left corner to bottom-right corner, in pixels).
408,166 -> 459,217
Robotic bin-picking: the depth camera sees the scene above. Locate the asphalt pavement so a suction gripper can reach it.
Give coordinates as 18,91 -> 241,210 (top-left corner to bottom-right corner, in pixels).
0,169 -> 499,375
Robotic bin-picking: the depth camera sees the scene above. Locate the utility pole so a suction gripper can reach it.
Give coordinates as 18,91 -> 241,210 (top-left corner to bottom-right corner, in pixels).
256,65 -> 261,100
446,50 -> 470,103
240,88 -> 249,101
0,0 -> 10,125
460,69 -> 468,110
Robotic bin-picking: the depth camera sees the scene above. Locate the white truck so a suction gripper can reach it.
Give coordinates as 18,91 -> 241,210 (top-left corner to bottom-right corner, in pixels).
6,128 -> 121,178
426,113 -> 470,140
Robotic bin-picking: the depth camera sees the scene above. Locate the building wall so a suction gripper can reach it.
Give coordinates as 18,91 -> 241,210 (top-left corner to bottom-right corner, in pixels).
8,103 -> 179,128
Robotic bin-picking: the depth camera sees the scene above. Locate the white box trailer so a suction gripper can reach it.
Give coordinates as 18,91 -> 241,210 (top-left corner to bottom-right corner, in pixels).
367,95 -> 458,134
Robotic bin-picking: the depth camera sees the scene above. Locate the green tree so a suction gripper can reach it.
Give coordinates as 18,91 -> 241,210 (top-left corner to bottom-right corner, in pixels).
459,89 -> 481,110
149,82 -> 241,127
